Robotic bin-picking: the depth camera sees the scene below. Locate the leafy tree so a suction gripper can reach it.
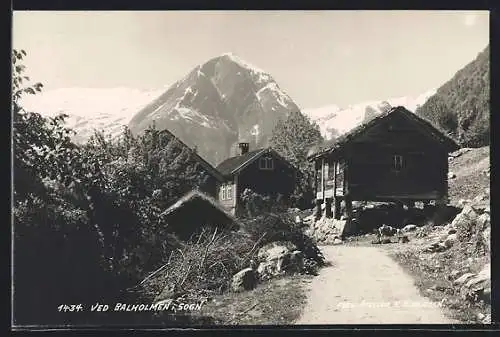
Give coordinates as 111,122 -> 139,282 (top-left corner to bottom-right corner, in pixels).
415,45 -> 489,148
270,111 -> 324,209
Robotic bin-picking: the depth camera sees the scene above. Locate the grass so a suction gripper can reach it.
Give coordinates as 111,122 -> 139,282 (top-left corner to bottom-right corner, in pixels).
448,146 -> 490,205
192,274 -> 313,325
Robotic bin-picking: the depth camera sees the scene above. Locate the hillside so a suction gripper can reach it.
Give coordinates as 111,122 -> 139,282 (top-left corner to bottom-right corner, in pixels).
128,53 -> 300,165
415,45 -> 489,148
448,146 -> 490,205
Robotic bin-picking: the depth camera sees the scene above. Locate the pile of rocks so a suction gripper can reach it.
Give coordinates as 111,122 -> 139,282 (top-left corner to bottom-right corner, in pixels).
231,241 -> 307,292
422,192 -> 490,255
304,215 -> 346,244
450,263 -> 491,306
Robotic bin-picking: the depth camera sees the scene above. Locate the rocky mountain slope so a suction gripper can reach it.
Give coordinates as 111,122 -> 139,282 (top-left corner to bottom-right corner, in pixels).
128,53 -> 300,165
415,45 -> 489,148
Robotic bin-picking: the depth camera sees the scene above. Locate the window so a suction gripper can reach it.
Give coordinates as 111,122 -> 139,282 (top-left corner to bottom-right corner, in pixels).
336,163 -> 341,175
259,156 -> 274,170
393,155 -> 403,171
221,184 -> 232,200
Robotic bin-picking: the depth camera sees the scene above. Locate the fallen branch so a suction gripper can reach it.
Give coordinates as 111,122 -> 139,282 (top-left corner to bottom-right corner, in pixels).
241,232 -> 267,268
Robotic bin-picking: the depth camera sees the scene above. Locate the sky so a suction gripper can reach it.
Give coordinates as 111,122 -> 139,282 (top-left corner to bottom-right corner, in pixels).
12,10 -> 489,109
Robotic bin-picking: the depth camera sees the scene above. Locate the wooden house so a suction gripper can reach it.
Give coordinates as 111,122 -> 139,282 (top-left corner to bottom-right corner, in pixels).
215,142 -> 299,216
158,129 -> 225,198
307,106 -> 460,223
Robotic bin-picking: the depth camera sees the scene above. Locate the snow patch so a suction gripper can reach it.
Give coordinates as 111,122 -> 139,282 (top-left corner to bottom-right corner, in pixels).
256,82 -> 291,108
303,89 -> 436,140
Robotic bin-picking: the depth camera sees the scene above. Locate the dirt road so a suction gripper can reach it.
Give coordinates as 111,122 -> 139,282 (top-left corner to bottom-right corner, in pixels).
296,245 -> 458,324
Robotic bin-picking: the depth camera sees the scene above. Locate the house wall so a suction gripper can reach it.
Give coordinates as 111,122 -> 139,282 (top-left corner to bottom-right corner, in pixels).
314,112 -> 450,202
217,179 -> 237,215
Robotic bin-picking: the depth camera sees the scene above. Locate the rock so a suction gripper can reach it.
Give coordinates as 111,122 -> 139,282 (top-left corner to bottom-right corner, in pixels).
448,172 -> 456,179
257,261 -> 276,280
288,250 -> 305,273
482,227 -> 491,252
231,268 -> 257,292
380,238 -> 391,244
453,272 -> 476,286
477,313 -> 485,321
333,238 -> 342,245
448,228 -> 457,235
450,270 -> 461,279
398,235 -> 409,243
444,233 -> 457,248
403,224 -> 417,232
257,242 -> 296,261
476,213 -> 490,230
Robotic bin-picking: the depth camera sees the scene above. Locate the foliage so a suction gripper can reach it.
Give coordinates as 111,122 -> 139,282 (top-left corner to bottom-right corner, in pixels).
240,188 -> 287,218
415,45 -> 489,148
12,49 -> 217,326
269,111 -> 324,210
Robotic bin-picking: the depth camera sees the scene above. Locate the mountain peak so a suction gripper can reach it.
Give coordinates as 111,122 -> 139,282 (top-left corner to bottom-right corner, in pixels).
216,52 -> 268,75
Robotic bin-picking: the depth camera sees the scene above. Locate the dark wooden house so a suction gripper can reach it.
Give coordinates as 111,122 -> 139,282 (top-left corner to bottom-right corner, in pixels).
307,106 -> 460,222
215,142 -> 299,216
158,129 -> 224,198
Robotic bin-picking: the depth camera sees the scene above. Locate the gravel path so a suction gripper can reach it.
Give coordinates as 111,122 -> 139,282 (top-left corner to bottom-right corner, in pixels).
296,245 -> 458,324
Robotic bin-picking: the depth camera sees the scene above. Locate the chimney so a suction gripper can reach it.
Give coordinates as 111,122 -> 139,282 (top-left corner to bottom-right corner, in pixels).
238,142 -> 249,156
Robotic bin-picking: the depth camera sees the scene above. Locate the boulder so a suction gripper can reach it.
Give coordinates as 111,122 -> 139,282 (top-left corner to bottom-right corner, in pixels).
444,233 -> 458,248
380,238 -> 392,244
451,205 -> 479,228
482,227 -> 491,252
257,261 -> 277,281
398,235 -> 409,243
288,250 -> 305,273
476,213 -> 490,230
448,172 -> 456,179
231,268 -> 257,292
453,272 -> 476,286
403,224 -> 417,232
257,242 -> 296,261
448,228 -> 457,235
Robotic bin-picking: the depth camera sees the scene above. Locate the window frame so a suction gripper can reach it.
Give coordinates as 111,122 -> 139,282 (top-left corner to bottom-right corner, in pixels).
259,156 -> 274,170
393,154 -> 404,171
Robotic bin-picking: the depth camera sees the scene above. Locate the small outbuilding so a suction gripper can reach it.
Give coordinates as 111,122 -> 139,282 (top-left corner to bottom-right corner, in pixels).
160,190 -> 239,240
307,106 -> 460,227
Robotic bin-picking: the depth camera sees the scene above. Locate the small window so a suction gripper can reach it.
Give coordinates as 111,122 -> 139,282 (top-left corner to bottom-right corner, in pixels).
220,185 -> 226,200
226,185 -> 232,200
259,156 -> 274,170
335,163 -> 341,175
393,155 -> 403,171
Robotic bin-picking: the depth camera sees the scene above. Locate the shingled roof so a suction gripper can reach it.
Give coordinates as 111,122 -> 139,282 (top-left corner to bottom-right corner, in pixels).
216,147 -> 299,178
307,106 -> 460,160
216,148 -> 268,177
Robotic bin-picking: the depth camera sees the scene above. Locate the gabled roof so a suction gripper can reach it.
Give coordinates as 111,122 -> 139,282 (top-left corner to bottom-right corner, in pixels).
161,190 -> 235,220
216,147 -> 299,178
307,106 -> 460,160
158,129 -> 224,182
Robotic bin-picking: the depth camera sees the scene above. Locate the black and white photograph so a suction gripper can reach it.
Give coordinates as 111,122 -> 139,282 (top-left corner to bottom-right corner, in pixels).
11,10 -> 491,328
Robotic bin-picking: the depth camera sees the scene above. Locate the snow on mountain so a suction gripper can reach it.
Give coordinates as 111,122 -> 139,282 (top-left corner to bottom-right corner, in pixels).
20,86 -> 167,142
303,89 -> 437,140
